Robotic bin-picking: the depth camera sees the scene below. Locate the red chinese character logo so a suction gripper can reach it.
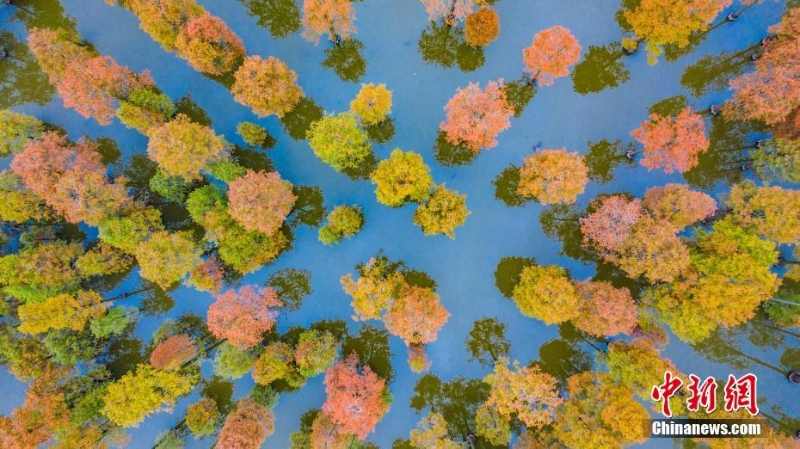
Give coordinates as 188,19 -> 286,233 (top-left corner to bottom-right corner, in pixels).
651,371 -> 683,417
724,374 -> 759,416
687,374 -> 717,413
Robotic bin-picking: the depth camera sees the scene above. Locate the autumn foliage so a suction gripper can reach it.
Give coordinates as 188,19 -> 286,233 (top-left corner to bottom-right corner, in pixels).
413,184 -> 471,238
150,334 -> 198,370
207,285 -> 282,350
631,107 -> 709,173
517,148 -> 589,205
146,114 -> 228,181
383,284 -> 450,346
322,353 -> 390,440
175,12 -> 246,75
126,0 -> 204,51
465,8 -> 500,47
18,290 -> 107,335
511,264 -> 581,325
573,281 -> 638,337
217,399 -> 275,449
421,0 -> 487,25
523,26 -> 582,86
483,359 -> 562,429
232,56 -> 303,118
350,83 -> 393,126
440,80 -> 514,152
227,170 -> 297,236
302,0 -> 356,43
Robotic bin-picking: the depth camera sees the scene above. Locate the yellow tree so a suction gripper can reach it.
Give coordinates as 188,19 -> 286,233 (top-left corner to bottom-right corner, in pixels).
483,358 -> 562,429
18,290 -> 107,335
517,148 -> 589,205
511,264 -> 581,325
413,185 -> 470,238
103,364 -> 192,427
146,114 -> 228,181
350,83 -> 392,125
371,149 -> 434,207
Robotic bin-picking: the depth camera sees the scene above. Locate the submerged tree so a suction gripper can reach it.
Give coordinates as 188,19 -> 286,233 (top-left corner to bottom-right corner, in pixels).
371,149 -> 435,207
350,83 -> 392,126
150,334 -> 198,370
126,0 -> 204,50
227,170 -> 297,236
483,359 -> 562,429
440,79 -> 514,153
175,12 -> 246,75
18,290 -> 107,335
146,114 -> 228,181
186,398 -> 219,438
134,230 -> 201,289
413,185 -> 470,238
103,364 -> 192,427
630,106 -> 709,174
623,0 -> 732,64
573,281 -> 638,337
307,112 -> 373,172
641,183 -> 716,229
465,8 -> 500,47
523,26 -> 582,86
207,285 -> 283,350
517,148 -> 589,205
318,205 -> 365,245
302,0 -> 356,44
217,399 -> 274,448
232,56 -> 304,117
322,353 -> 390,441
512,264 -> 581,325
727,181 -> 800,245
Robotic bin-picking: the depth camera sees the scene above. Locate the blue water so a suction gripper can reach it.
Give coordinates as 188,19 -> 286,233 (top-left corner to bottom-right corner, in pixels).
1,0 -> 798,447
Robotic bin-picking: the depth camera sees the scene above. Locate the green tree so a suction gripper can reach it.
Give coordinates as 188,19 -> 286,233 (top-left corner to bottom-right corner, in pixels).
117,88 -> 176,133
295,330 -> 339,378
307,113 -> 372,172
371,149 -> 434,207
318,205 -> 364,245
214,343 -> 256,380
186,398 -> 219,438
0,110 -> 44,156
237,122 -> 272,147
134,230 -> 202,289
98,207 -> 164,253
412,185 -> 470,238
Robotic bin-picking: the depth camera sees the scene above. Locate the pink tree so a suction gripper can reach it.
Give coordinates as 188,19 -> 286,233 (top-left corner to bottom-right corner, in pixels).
227,170 -> 297,236
579,195 -> 643,254
522,26 -> 582,86
440,79 -> 514,153
207,285 -> 283,350
630,107 -> 709,174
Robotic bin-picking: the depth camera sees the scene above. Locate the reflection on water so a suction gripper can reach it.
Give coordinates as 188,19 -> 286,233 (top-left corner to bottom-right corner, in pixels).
418,22 -> 484,72
267,267 -> 313,312
0,31 -> 54,109
433,131 -> 477,166
585,138 -> 635,184
571,43 -> 630,95
280,96 -> 324,140
321,39 -> 367,83
465,317 -> 510,367
237,0 -> 301,39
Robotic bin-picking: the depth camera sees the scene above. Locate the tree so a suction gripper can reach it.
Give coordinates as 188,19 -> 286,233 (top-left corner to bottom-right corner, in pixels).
75,243 -> 134,278
253,341 -> 297,386
150,334 -> 198,370
99,206 -> 164,253
134,230 -> 201,289
483,359 -> 562,429
573,281 -> 638,337
322,353 -> 390,440
612,216 -> 690,283
580,195 -> 643,253
0,241 -> 83,302
554,372 -> 649,447
341,256 -> 406,321
175,12 -> 246,75
465,318 -> 510,366
232,56 -> 303,117
12,132 -> 130,225
517,148 -> 589,205
642,183 -> 716,229
227,170 -> 297,236
523,26 -> 582,86
751,138 -> 800,184
723,8 -> 800,125
295,330 -> 339,378
217,399 -> 274,449
237,122 -> 272,147
727,181 -> 800,245
630,107 -> 709,174
186,398 -> 219,438
90,306 -> 135,338
465,8 -> 500,47
409,412 -> 461,448
350,83 -> 392,126
307,113 -> 372,172
371,149 -> 434,207
18,290 -> 107,335
127,0 -> 204,50
0,170 -> 52,223
58,55 -> 154,125
117,88 -> 177,133
214,343 -> 256,379
103,364 -> 192,427
319,205 -> 365,245
302,0 -> 356,43
407,344 -> 432,374
647,220 -> 780,342
207,285 -> 282,350
146,114 -> 228,181
310,411 -> 356,448
186,256 -> 224,294
413,185 -> 470,238
420,0 -> 486,26
440,80 -> 513,152
0,368 -> 71,447
603,340 -> 685,409
0,110 -> 43,157
474,404 -> 511,446
511,264 -> 581,325
383,285 -> 450,346
624,0 -> 732,64
26,28 -> 95,82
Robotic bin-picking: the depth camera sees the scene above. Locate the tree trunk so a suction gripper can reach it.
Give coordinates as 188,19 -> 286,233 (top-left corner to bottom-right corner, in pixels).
103,286 -> 157,302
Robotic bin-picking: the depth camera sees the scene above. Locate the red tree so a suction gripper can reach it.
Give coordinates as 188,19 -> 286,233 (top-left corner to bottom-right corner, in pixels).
227,170 -> 297,236
58,55 -> 154,125
11,132 -> 130,225
630,107 -> 709,174
150,334 -> 198,370
207,285 -> 282,350
175,12 -> 246,75
217,399 -> 274,449
573,281 -> 638,337
322,353 -> 390,440
383,285 -> 450,346
27,28 -> 95,82
724,8 -> 800,126
580,195 -> 643,254
522,26 -> 582,86
440,79 -> 514,152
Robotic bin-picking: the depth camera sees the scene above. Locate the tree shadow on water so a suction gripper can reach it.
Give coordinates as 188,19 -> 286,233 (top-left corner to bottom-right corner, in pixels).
341,152 -> 378,180
280,97 -> 324,140
492,165 -> 526,207
571,43 -> 630,95
365,118 -> 396,144
321,39 -> 367,83
493,256 -> 536,298
433,131 -> 478,167
0,31 -> 55,109
418,22 -> 484,72
237,0 -> 301,39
